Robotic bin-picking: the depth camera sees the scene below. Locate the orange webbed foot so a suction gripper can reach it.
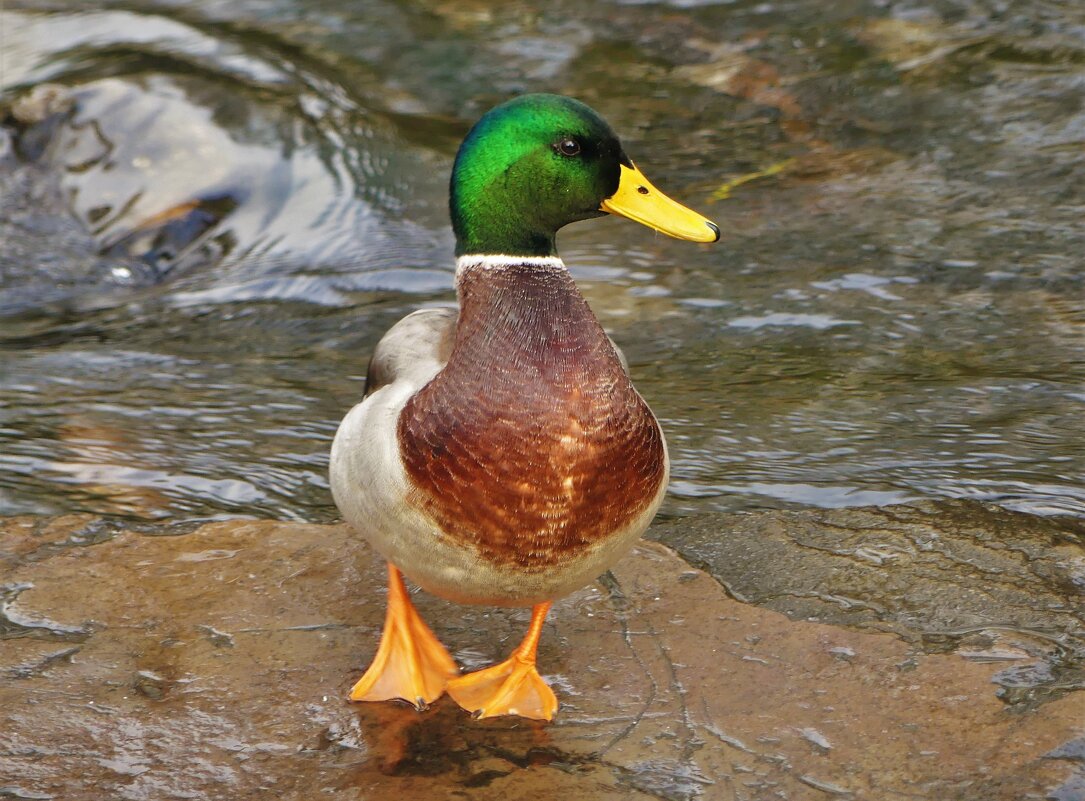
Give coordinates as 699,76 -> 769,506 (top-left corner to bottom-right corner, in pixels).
446,655 -> 557,720
446,602 -> 557,721
350,564 -> 458,709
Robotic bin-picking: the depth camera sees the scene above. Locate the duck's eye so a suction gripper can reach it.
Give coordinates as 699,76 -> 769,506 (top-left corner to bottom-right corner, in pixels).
555,138 -> 581,157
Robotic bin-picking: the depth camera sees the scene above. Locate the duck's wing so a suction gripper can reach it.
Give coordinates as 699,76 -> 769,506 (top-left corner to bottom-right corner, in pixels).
607,336 -> 630,376
364,307 -> 458,397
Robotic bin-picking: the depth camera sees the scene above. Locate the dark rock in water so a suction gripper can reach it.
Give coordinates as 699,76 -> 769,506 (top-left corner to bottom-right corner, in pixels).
0,66 -> 441,322
6,84 -> 76,162
0,84 -> 160,322
0,170 -> 148,321
0,81 -> 234,318
0,510 -> 1081,800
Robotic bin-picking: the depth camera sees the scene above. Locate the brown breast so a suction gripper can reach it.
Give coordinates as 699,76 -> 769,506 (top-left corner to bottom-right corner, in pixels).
397,261 -> 666,571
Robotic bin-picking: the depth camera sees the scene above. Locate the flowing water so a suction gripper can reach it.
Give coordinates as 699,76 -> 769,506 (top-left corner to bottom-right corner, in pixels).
1,0 -> 1084,525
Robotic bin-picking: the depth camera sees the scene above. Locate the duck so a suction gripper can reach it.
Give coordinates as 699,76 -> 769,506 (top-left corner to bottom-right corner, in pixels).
329,93 -> 718,721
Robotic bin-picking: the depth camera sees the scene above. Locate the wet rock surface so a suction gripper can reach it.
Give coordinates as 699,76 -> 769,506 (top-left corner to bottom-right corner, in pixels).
653,500 -> 1085,711
2,507 -> 1082,800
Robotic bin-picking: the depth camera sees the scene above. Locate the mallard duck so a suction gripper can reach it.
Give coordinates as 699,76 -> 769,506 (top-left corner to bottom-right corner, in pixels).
330,93 -> 718,721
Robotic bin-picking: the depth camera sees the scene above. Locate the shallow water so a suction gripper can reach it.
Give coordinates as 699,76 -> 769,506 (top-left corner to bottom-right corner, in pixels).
1,0 -> 1084,523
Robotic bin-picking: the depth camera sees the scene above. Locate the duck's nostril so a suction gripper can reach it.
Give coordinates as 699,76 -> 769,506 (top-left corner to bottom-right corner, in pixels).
636,186 -> 649,195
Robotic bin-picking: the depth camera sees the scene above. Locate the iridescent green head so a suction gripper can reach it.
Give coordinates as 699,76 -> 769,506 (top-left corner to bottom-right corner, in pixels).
450,94 -> 719,257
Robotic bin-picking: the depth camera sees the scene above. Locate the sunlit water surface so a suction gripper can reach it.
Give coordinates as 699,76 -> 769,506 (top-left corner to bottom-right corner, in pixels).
1,0 -> 1083,524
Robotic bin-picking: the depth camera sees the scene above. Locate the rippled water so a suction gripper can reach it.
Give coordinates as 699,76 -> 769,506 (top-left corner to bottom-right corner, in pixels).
1,0 -> 1083,523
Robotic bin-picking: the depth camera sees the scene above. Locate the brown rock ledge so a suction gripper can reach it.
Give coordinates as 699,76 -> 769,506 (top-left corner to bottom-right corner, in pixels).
1,514 -> 1082,800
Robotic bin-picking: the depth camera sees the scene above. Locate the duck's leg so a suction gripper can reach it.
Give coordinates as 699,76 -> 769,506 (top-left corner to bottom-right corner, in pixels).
350,563 -> 459,709
446,602 -> 557,721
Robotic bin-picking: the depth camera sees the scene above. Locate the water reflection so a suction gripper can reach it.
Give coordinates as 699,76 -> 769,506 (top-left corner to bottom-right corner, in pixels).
0,0 -> 1083,522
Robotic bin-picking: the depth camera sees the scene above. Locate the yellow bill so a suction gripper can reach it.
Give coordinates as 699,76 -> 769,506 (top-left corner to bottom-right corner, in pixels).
601,163 -> 720,243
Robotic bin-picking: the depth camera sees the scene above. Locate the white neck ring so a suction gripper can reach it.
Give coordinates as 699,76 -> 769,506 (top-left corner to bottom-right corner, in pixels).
455,254 -> 566,280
